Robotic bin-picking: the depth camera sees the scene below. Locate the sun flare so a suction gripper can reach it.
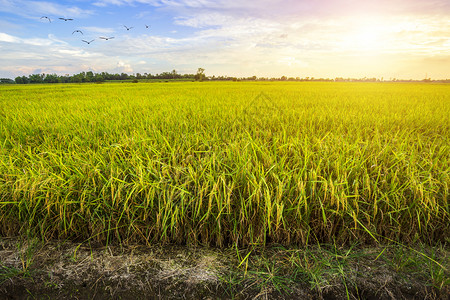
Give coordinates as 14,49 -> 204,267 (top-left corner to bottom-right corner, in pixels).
341,19 -> 389,52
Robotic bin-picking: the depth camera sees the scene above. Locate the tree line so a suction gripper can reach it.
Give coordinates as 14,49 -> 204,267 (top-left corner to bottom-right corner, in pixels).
3,70 -> 449,84
11,70 -> 202,84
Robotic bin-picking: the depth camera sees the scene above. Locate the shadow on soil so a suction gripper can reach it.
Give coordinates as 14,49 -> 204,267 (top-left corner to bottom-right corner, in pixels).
0,238 -> 447,299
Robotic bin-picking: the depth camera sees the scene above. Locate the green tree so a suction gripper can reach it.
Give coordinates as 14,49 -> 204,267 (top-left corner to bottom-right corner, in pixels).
44,74 -> 60,83
195,68 -> 205,81
94,74 -> 104,82
70,74 -> 83,83
29,74 -> 43,83
86,71 -> 94,82
0,78 -> 14,84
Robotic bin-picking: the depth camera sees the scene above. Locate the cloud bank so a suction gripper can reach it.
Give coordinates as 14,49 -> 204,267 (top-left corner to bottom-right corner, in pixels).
0,0 -> 449,79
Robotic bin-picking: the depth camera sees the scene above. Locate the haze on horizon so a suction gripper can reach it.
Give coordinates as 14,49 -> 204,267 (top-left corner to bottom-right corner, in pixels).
0,0 -> 449,80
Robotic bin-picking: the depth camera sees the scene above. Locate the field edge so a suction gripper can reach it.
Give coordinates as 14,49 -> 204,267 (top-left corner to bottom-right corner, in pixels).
0,237 -> 448,299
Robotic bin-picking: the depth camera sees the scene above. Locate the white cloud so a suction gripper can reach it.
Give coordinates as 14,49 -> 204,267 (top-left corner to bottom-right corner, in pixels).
0,0 -> 93,19
0,0 -> 449,79
0,32 -> 21,43
80,26 -> 116,35
116,60 -> 133,73
0,32 -> 62,46
174,13 -> 236,28
93,0 -> 161,7
85,0 -> 450,17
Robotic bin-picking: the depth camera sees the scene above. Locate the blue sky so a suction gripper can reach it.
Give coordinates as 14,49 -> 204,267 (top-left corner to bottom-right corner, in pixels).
0,0 -> 449,79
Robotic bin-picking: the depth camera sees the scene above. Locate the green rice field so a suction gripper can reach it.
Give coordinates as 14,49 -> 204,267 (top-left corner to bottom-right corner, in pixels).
0,82 -> 448,247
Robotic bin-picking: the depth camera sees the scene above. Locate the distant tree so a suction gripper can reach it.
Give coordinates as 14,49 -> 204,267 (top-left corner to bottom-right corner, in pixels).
77,71 -> 86,82
44,74 -> 60,83
29,74 -> 44,83
15,76 -> 23,84
70,74 -> 83,83
60,75 -> 70,83
94,73 -> 104,82
158,72 -> 172,79
195,68 -> 205,81
0,78 -> 14,84
86,71 -> 94,82
112,73 -> 120,80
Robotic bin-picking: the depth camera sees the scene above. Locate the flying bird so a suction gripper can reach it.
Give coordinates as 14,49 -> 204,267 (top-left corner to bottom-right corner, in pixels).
99,36 -> 114,40
72,30 -> 83,35
82,39 -> 95,44
145,25 -> 150,29
59,17 -> 73,21
40,16 -> 51,23
123,25 -> 133,31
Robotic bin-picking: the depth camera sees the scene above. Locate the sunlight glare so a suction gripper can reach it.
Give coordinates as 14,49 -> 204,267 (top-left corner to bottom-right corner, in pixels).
341,18 -> 390,53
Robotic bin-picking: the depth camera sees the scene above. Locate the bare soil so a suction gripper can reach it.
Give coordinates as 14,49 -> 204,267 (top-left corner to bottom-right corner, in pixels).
0,238 -> 447,299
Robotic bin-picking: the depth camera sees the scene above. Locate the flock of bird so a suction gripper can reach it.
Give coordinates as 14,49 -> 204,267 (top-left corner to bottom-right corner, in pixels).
40,16 -> 151,45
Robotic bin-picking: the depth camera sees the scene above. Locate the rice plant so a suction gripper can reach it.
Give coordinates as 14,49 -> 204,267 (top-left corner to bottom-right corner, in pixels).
0,82 -> 448,247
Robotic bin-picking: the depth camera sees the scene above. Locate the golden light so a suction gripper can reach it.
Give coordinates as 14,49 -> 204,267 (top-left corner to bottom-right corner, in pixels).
326,16 -> 399,76
341,20 -> 389,53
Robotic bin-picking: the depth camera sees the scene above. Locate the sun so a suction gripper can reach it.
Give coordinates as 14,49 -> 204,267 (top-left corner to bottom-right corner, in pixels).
355,27 -> 381,48
340,18 -> 390,53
